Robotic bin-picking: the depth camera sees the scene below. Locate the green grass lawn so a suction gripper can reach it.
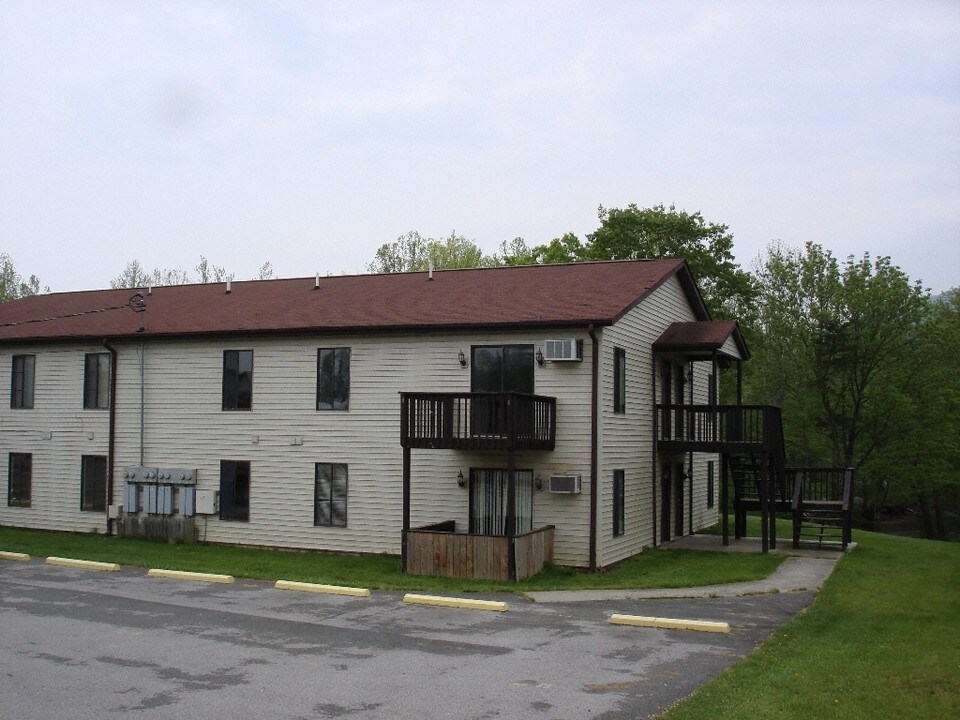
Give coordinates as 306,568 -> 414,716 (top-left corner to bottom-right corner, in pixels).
660,528 -> 960,719
0,524 -> 783,593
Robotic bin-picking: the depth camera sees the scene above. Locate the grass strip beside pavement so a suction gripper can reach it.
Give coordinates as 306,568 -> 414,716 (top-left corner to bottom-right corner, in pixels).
0,525 -> 782,593
659,530 -> 960,720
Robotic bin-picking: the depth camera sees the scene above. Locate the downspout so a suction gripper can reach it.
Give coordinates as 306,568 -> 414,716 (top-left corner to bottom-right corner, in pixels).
138,344 -> 145,465
588,324 -> 599,573
651,352 -> 658,547
102,339 -> 118,536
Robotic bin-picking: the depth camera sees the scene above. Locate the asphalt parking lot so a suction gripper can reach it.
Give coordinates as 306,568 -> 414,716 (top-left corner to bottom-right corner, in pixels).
0,559 -> 818,720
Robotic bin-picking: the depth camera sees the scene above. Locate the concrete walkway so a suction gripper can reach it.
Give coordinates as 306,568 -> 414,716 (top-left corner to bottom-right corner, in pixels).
528,534 -> 850,604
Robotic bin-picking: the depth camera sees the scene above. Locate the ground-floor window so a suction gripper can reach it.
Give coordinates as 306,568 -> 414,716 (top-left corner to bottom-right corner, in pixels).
219,460 -> 250,521
8,453 -> 31,507
314,463 -> 347,527
613,469 -> 625,537
469,468 -> 533,536
707,461 -> 715,508
80,455 -> 107,512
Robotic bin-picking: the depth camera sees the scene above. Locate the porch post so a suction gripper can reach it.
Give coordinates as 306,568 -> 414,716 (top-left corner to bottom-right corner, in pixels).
721,453 -> 729,546
402,446 -> 411,572
506,448 -> 517,581
759,449 -> 769,553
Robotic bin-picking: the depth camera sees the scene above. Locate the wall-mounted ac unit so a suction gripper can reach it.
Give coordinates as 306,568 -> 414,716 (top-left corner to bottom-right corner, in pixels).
544,339 -> 583,362
548,474 -> 582,494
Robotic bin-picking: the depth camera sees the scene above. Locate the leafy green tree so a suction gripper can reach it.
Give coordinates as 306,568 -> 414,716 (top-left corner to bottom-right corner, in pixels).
367,231 -> 492,273
0,253 -> 46,301
586,204 -> 757,322
496,233 -> 587,266
875,288 -> 960,538
749,241 -> 932,522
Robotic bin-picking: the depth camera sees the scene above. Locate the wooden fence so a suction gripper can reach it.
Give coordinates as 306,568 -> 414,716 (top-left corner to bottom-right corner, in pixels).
404,522 -> 555,581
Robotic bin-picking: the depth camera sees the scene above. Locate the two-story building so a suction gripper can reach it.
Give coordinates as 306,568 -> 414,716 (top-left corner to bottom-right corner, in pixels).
1,259 -> 759,579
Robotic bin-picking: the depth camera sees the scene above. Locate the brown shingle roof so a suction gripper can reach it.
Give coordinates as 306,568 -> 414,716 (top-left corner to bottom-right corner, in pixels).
0,260 -> 707,343
652,320 -> 750,360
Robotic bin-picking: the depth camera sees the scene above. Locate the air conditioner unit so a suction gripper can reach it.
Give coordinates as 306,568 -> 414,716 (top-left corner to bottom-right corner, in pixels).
544,339 -> 583,362
548,474 -> 582,494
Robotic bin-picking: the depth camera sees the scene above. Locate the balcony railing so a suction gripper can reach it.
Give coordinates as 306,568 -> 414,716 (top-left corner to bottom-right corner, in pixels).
400,392 -> 557,451
656,404 -> 783,454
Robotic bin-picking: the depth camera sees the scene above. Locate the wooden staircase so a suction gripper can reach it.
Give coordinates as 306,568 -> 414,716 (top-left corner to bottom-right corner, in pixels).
790,468 -> 854,550
657,403 -> 853,553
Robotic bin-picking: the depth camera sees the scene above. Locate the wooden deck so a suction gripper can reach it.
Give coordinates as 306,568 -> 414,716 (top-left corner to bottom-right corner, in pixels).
404,522 -> 555,581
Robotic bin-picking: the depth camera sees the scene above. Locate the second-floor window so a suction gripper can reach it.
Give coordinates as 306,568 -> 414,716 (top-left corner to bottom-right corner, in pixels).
222,350 -> 253,410
11,355 -> 35,409
317,348 -> 350,410
614,347 -> 626,414
83,353 -> 110,409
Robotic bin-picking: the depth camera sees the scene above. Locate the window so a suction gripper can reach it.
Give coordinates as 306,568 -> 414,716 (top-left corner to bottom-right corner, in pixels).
707,461 -> 715,509
219,460 -> 250,521
222,350 -> 253,410
613,469 -> 625,537
613,347 -> 626,414
83,353 -> 110,409
469,468 -> 533,536
11,355 -> 35,409
471,345 -> 534,394
314,463 -> 348,527
80,455 -> 107,512
8,453 -> 31,507
317,348 -> 350,411
471,345 -> 535,437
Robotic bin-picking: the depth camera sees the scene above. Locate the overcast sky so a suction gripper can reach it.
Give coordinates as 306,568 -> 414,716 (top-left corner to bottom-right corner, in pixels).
1,1 -> 958,294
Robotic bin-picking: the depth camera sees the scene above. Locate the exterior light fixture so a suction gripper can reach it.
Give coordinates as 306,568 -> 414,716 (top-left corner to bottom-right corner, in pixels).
535,348 -> 545,366
535,474 -> 543,491
457,469 -> 465,487
458,349 -> 467,367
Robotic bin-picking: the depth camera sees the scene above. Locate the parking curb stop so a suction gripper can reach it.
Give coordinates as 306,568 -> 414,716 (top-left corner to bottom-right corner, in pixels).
0,551 -> 31,562
147,568 -> 235,584
45,556 -> 121,572
275,579 -> 370,597
403,593 -> 508,612
610,613 -> 730,633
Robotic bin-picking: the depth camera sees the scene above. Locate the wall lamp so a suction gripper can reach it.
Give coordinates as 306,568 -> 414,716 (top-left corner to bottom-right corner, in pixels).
457,469 -> 466,487
458,349 -> 467,367
535,348 -> 545,366
535,473 -> 543,491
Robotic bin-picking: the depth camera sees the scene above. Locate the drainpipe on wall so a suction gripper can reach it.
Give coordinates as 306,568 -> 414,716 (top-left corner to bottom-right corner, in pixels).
102,339 -> 118,536
588,324 -> 599,573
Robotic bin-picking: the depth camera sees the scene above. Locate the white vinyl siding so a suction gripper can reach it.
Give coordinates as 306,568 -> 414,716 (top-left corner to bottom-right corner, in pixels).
596,274 -> 712,566
0,274 -> 719,569
0,346 -> 112,533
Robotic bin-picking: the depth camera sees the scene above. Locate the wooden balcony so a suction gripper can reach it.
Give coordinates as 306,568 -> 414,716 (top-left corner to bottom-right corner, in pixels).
656,404 -> 783,454
404,521 -> 555,581
400,392 -> 557,452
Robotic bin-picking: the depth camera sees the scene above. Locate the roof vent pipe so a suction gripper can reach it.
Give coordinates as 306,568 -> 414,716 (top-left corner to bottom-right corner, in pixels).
428,261 -> 434,281
226,279 -> 232,294
315,273 -> 320,290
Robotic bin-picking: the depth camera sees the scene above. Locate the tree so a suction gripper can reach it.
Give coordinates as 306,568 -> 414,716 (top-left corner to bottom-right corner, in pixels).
367,231 -> 493,273
749,241 -> 932,522
195,256 -> 228,284
110,260 -> 189,289
110,256 -> 270,289
0,253 -> 46,301
586,204 -> 757,322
